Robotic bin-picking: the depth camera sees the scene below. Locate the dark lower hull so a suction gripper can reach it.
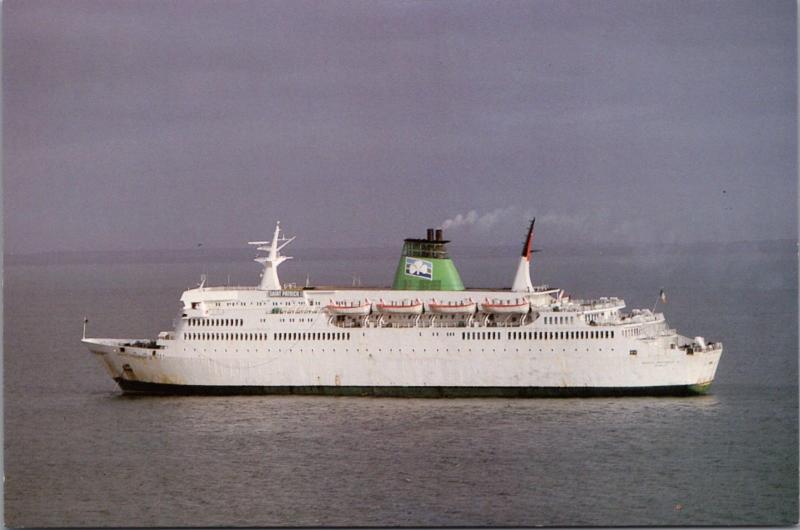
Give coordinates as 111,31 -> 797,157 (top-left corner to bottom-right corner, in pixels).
113,378 -> 712,397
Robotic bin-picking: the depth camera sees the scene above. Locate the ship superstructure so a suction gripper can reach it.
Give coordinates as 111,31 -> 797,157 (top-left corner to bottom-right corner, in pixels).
83,221 -> 722,396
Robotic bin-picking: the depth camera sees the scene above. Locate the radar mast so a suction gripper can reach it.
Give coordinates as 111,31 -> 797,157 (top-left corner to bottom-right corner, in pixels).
249,222 -> 295,290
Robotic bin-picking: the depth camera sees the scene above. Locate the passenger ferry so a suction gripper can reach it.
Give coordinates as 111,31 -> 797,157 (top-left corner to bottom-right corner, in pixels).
82,220 -> 722,396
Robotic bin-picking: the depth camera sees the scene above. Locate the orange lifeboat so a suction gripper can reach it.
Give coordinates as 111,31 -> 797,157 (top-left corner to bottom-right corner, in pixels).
325,299 -> 372,316
428,299 -> 477,314
375,299 -> 424,315
480,298 -> 530,315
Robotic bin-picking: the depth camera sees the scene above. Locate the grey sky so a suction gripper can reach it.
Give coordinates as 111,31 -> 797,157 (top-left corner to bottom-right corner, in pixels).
3,0 -> 796,254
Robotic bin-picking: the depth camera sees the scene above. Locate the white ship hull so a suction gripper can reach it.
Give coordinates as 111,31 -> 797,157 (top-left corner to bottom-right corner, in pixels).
83,316 -> 721,396
82,221 -> 723,396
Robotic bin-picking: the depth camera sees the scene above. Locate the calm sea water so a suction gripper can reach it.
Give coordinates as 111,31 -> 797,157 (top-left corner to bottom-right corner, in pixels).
4,244 -> 797,526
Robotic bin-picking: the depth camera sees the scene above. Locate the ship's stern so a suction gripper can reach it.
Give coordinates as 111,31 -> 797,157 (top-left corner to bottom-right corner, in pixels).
681,336 -> 723,393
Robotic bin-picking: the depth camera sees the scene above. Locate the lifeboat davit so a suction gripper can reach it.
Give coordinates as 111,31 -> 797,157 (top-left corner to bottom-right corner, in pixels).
376,299 -> 424,315
480,298 -> 530,315
326,299 -> 372,316
428,299 -> 477,314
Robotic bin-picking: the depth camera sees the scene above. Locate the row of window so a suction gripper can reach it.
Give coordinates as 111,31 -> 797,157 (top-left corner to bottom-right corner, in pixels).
207,300 -> 318,308
184,332 -> 266,341
543,314 -> 614,325
274,332 -> 350,341
463,329 -> 614,340
543,315 -> 576,325
184,329 -> 615,341
622,327 -> 643,337
187,318 -> 243,327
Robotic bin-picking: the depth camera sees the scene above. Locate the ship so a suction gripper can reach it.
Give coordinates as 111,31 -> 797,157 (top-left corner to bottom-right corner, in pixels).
82,220 -> 723,396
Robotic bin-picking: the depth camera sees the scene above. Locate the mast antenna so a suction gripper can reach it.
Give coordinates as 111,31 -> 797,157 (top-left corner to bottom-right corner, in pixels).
249,221 -> 295,290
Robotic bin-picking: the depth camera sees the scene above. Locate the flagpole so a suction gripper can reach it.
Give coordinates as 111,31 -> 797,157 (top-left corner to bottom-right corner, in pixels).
653,289 -> 666,313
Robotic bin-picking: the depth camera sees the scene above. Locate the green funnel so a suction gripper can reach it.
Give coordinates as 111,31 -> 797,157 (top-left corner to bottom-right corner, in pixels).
392,229 -> 465,291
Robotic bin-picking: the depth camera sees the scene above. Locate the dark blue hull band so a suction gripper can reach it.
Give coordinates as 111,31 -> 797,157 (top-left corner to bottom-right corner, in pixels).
113,378 -> 711,397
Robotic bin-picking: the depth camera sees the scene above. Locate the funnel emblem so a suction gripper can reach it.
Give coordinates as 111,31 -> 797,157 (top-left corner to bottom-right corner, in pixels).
405,257 -> 433,280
